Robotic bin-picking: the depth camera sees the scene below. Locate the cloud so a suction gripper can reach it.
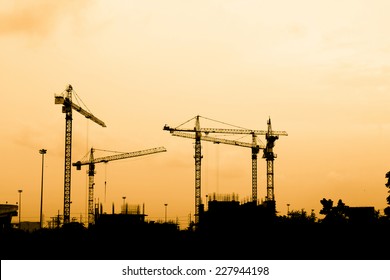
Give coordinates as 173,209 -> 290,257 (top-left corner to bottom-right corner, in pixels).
0,0 -> 93,38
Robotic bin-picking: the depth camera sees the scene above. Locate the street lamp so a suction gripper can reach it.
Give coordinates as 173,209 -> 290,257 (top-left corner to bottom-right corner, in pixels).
164,203 -> 168,223
122,196 -> 126,214
287,203 -> 290,215
18,189 -> 23,228
39,149 -> 47,229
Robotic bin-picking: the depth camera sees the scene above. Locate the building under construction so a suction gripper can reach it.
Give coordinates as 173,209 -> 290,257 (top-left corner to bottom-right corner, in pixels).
198,193 -> 277,234
92,202 -> 179,233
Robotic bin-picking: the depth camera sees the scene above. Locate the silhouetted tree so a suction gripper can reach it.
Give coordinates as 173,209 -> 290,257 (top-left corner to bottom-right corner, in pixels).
287,209 -> 316,224
335,199 -> 347,215
319,198 -> 348,224
384,207 -> 390,217
319,198 -> 333,215
385,171 -> 390,218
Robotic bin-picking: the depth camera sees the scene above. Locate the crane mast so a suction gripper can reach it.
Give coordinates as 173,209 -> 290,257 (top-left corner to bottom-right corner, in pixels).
194,116 -> 202,226
163,116 -> 203,226
250,133 -> 261,203
73,146 -> 167,226
55,84 -> 106,224
61,86 -> 72,224
263,117 -> 287,203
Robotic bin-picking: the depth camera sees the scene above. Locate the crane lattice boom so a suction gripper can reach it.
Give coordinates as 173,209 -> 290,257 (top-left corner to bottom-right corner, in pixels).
164,124 -> 286,136
171,132 -> 264,149
73,146 -> 167,167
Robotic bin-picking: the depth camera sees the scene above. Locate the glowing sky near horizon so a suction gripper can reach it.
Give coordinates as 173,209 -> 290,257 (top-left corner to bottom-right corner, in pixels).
1,0 -> 390,227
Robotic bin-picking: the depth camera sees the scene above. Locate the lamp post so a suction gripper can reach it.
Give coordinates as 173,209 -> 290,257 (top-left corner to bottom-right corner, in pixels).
122,196 -> 126,214
39,149 -> 47,229
18,189 -> 23,228
287,203 -> 290,215
164,203 -> 168,223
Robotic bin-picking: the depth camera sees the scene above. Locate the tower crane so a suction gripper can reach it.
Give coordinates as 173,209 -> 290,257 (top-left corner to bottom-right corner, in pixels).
263,117 -> 287,203
73,146 -> 167,226
55,84 -> 106,224
163,115 -> 287,224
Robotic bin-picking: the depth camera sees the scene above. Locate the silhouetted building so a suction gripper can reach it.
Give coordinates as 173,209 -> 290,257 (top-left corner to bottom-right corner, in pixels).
95,212 -> 147,229
0,204 -> 17,230
19,221 -> 40,232
198,193 -> 277,235
345,206 -> 377,224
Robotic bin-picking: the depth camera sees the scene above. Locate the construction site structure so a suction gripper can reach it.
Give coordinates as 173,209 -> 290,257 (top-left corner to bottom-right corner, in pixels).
73,146 -> 167,226
163,115 -> 287,226
55,84 -> 106,224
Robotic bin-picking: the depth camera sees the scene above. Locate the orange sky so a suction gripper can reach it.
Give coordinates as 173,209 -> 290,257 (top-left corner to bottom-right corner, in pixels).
1,0 -> 390,228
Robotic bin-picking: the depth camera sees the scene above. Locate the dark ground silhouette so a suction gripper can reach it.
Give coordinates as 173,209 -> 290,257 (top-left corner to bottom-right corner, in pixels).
2,214 -> 390,260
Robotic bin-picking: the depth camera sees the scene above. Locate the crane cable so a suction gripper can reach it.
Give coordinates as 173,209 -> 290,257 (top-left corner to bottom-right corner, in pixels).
72,87 -> 92,114
216,145 -> 219,195
174,115 -> 250,130
201,115 -> 250,130
85,120 -> 89,225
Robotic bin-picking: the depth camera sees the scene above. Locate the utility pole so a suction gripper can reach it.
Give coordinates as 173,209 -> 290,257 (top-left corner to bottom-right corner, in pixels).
18,189 -> 23,229
39,149 -> 47,229
122,196 -> 126,214
164,203 -> 168,223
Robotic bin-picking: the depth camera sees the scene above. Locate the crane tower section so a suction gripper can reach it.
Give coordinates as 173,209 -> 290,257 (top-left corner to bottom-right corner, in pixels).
194,118 -> 202,226
55,84 -> 106,224
262,118 -> 287,203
